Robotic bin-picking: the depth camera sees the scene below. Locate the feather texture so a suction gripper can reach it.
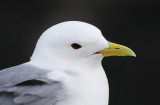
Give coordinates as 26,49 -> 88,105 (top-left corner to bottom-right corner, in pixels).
0,64 -> 63,105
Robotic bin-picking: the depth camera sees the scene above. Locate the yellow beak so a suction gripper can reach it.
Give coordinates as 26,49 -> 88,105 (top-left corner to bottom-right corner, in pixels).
99,42 -> 136,57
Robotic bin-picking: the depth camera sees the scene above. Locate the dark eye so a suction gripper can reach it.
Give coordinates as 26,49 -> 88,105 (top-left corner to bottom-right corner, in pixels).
71,43 -> 82,49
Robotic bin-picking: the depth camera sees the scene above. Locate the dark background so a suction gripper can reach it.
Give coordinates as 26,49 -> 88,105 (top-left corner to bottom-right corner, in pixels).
0,0 -> 160,105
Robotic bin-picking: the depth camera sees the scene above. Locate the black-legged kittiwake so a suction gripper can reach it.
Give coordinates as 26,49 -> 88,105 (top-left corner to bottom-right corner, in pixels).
0,21 -> 136,105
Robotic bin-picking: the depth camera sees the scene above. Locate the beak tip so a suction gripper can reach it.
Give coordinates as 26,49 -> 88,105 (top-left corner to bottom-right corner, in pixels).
131,51 -> 136,57
128,52 -> 136,57
128,50 -> 136,57
133,53 -> 136,57
132,54 -> 136,57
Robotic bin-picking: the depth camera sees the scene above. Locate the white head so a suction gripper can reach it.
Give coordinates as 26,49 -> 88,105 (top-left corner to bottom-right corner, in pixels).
30,21 -> 109,70
30,21 -> 135,70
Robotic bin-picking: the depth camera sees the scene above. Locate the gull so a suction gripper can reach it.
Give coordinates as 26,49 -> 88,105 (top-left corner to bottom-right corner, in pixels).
0,21 -> 136,105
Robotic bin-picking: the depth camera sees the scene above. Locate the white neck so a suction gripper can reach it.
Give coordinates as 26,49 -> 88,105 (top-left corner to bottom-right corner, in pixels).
30,54 -> 103,72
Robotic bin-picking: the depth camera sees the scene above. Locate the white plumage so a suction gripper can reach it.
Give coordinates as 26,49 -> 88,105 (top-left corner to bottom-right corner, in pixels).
0,21 -> 135,105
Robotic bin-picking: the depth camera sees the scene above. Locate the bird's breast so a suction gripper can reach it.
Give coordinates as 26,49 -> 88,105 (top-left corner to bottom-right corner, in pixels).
56,69 -> 109,105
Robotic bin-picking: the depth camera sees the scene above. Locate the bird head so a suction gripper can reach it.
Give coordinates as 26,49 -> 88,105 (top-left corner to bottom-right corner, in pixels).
30,21 -> 135,70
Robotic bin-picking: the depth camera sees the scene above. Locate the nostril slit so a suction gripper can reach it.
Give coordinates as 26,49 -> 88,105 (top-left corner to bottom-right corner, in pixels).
115,48 -> 120,49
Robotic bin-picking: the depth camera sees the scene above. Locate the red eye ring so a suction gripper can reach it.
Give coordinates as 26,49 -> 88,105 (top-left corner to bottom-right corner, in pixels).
71,43 -> 82,49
